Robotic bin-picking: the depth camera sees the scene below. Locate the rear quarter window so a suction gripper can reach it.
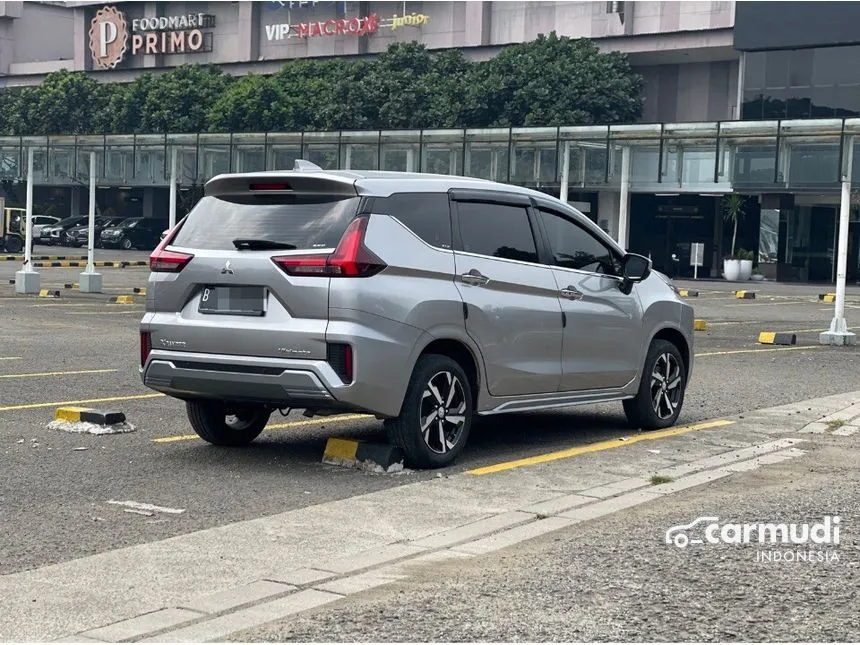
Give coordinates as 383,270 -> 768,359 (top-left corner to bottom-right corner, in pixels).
368,193 -> 452,249
170,195 -> 361,251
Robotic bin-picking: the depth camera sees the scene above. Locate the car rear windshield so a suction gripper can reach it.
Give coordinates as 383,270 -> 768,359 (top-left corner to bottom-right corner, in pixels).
170,195 -> 361,251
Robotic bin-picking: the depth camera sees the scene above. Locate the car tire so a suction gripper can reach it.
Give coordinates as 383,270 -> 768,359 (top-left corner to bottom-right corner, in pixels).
121,237 -> 133,250
384,354 -> 473,469
4,235 -> 22,254
623,338 -> 687,431
186,400 -> 271,447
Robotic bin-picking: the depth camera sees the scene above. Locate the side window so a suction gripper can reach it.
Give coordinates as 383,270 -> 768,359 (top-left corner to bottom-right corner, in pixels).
371,193 -> 452,249
538,209 -> 621,275
457,202 -> 539,263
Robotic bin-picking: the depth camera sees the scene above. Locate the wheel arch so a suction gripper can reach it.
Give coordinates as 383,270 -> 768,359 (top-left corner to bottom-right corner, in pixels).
649,326 -> 691,377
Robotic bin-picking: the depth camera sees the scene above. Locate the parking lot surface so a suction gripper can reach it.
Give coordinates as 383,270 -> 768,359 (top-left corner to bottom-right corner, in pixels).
3,253 -> 860,582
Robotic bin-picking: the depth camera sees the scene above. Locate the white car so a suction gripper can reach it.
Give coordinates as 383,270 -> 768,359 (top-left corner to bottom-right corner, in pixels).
30,215 -> 60,239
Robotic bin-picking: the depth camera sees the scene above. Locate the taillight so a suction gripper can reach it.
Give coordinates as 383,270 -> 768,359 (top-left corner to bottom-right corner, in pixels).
150,217 -> 193,273
140,331 -> 151,367
327,343 -> 353,384
272,216 -> 386,278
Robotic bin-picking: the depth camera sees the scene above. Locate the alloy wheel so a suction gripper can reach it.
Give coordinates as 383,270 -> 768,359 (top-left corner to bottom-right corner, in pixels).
650,352 -> 682,420
419,371 -> 467,454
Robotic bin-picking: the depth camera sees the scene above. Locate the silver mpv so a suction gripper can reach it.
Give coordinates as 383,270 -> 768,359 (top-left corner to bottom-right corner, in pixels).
140,163 -> 694,468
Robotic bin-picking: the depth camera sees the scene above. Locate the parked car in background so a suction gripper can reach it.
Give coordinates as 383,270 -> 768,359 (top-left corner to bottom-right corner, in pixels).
30,215 -> 61,239
39,216 -> 88,246
100,217 -> 166,250
64,217 -> 126,247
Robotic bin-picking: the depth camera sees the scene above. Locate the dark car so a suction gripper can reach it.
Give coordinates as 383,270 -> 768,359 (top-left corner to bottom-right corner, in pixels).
39,216 -> 88,246
64,217 -> 126,247
99,218 -> 166,250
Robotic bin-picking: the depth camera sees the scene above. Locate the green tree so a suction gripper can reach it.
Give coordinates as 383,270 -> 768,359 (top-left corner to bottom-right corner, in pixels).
0,89 -> 22,135
465,32 -> 644,127
138,64 -> 233,133
356,42 -> 472,129
206,73 -> 289,133
15,69 -> 107,135
269,58 -> 369,131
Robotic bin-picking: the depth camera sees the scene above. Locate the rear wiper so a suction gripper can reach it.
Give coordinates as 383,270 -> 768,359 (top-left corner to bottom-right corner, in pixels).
232,239 -> 297,251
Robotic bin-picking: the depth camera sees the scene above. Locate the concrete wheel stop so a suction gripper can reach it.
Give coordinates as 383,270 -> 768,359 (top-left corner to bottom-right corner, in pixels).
48,407 -> 136,435
322,437 -> 410,474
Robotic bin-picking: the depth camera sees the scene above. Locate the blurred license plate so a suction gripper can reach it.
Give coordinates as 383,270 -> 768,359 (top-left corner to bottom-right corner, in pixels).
199,286 -> 267,316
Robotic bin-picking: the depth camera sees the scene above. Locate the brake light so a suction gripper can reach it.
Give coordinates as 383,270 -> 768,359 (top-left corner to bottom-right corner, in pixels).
150,217 -> 193,273
272,216 -> 386,278
140,331 -> 151,367
250,182 -> 291,191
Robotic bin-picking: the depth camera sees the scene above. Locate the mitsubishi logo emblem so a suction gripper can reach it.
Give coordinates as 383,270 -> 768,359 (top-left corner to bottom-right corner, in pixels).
221,261 -> 234,275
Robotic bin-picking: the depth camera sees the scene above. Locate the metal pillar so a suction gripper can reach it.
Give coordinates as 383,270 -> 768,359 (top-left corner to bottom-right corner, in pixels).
821,135 -> 856,346
559,141 -> 571,204
169,146 -> 178,229
15,147 -> 40,294
79,151 -> 102,293
617,146 -> 631,249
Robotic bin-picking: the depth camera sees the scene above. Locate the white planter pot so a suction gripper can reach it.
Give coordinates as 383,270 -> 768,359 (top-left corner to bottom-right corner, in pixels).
723,259 -> 741,281
739,259 -> 753,281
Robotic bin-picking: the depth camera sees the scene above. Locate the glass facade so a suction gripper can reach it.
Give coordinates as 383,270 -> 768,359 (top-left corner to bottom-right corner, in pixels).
743,46 -> 860,120
3,119 -> 860,194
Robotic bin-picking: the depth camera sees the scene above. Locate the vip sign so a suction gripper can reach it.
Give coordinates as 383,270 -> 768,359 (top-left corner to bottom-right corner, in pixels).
265,11 -> 429,41
89,5 -> 215,69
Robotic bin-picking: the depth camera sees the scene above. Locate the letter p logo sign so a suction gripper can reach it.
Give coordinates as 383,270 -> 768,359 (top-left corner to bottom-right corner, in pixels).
89,6 -> 129,70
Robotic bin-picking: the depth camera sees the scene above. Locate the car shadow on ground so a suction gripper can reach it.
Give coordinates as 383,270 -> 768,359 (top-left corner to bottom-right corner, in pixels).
150,408 -> 634,475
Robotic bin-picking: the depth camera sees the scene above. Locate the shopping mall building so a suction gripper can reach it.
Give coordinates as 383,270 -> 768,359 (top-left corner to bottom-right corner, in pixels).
2,0 -> 860,281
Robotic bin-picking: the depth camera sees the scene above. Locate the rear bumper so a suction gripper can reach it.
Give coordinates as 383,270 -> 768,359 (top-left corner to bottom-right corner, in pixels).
141,351 -> 343,410
140,310 -> 424,417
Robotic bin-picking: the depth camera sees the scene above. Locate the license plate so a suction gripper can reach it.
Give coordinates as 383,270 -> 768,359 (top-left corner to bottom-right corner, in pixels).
198,286 -> 267,316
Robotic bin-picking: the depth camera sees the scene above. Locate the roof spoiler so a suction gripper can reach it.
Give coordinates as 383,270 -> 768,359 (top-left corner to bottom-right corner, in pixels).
204,162 -> 357,199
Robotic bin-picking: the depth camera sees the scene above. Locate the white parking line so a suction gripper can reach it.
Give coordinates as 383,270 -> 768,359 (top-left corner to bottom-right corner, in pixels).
106,500 -> 186,515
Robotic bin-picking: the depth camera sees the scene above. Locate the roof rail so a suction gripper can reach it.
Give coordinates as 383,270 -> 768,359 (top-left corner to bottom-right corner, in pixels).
293,159 -> 323,172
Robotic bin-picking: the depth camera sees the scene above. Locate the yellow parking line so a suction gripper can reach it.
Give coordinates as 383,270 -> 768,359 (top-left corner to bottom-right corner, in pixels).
0,368 -> 118,379
66,310 -> 144,316
152,413 -> 374,443
0,393 -> 164,412
695,346 -> 824,357
467,419 -> 736,476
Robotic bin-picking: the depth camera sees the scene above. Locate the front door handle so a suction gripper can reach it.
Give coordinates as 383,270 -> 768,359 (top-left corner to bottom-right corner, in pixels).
461,269 -> 490,286
560,285 -> 583,301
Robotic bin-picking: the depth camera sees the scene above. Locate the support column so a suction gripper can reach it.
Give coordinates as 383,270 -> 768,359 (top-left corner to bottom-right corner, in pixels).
79,151 -> 102,293
559,141 -> 570,204
169,147 -> 178,229
821,136 -> 856,346
15,147 -> 39,294
618,146 -> 631,249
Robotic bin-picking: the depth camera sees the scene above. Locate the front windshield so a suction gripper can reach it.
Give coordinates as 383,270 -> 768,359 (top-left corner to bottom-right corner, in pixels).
118,219 -> 140,229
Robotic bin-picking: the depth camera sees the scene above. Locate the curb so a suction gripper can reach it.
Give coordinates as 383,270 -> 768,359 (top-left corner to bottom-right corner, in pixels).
38,289 -> 60,298
109,295 -> 135,304
693,319 -> 708,331
133,287 -> 147,295
819,293 -> 837,303
55,407 -> 126,425
30,260 -> 149,268
677,289 -> 699,297
323,437 -> 405,472
64,283 -> 79,289
758,331 -> 797,346
734,290 -> 756,299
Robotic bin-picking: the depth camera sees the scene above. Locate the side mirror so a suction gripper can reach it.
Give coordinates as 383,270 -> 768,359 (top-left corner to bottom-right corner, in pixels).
620,253 -> 651,294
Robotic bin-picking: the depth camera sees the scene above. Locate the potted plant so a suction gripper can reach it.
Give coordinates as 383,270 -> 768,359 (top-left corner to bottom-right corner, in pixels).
751,266 -> 765,281
722,194 -> 747,281
738,248 -> 754,281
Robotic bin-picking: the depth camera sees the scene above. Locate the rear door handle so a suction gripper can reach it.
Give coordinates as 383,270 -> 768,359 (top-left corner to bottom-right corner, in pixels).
460,269 -> 490,286
560,285 -> 583,301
